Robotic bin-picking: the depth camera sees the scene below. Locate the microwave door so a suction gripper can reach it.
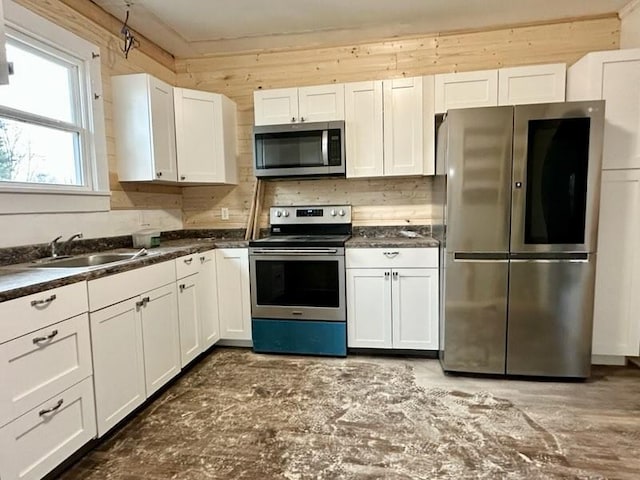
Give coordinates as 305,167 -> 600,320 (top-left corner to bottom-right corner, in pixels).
510,101 -> 605,254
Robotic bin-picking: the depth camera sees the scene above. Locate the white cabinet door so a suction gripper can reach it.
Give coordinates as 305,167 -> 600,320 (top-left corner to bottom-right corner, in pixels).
90,298 -> 145,437
346,269 -> 392,348
298,84 -> 345,122
383,77 -> 424,176
140,283 -> 181,396
148,75 -> 178,181
392,268 -> 439,350
112,74 -> 177,182
601,59 -> 640,170
198,251 -> 220,350
216,248 -> 252,341
0,378 -> 96,480
253,88 -> 299,125
434,69 -> 498,113
592,169 -> 640,357
345,81 -> 384,178
498,64 -> 566,106
177,274 -> 201,367
0,0 -> 8,85
567,50 -> 640,170
174,88 -> 238,184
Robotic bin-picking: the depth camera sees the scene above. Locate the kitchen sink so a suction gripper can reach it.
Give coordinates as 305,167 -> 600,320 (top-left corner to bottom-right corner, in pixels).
31,252 -> 147,268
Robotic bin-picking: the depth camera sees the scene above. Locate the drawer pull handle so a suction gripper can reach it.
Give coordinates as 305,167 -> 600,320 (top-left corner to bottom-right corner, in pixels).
393,271 -> 398,279
30,294 -> 57,307
383,251 -> 399,258
39,399 -> 63,416
32,329 -> 59,344
200,256 -> 205,263
136,297 -> 151,309
184,258 -> 193,265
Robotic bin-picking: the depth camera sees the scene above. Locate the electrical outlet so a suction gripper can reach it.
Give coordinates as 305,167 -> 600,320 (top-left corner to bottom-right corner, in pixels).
221,207 -> 229,220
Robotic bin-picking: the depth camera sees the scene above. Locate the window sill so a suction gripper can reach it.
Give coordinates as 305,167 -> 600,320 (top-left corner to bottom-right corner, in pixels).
0,189 -> 111,214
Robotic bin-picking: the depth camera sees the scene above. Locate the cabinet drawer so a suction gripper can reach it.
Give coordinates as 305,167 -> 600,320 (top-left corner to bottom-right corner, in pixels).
88,261 -> 176,311
346,248 -> 438,269
0,282 -> 88,344
0,377 -> 96,480
176,253 -> 200,279
0,313 -> 92,428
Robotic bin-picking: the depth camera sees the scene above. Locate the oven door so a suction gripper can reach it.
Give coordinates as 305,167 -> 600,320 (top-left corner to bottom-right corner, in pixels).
249,249 -> 345,321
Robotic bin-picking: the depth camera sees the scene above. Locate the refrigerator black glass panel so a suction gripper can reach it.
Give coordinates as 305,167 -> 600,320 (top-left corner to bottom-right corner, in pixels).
255,260 -> 339,307
524,117 -> 591,245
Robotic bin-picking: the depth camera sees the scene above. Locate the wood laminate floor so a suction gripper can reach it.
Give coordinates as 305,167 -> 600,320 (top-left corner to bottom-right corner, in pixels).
60,348 -> 640,479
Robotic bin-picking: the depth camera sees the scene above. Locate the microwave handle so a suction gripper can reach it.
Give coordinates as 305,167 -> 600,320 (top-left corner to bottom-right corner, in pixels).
321,130 -> 329,166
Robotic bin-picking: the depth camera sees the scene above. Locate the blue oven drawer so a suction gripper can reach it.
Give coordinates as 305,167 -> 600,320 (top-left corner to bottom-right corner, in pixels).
252,318 -> 346,357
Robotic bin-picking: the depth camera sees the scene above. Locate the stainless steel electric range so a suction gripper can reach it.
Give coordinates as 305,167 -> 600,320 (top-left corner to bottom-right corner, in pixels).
249,205 -> 352,357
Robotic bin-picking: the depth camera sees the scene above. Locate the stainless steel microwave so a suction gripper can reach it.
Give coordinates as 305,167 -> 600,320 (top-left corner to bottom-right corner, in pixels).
253,121 -> 345,178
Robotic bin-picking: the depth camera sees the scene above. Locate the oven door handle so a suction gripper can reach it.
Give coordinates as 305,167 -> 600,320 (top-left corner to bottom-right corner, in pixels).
321,130 -> 329,166
251,248 -> 338,255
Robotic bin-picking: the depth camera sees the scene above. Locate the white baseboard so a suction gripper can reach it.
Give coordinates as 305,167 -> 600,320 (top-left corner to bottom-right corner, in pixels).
217,339 -> 253,348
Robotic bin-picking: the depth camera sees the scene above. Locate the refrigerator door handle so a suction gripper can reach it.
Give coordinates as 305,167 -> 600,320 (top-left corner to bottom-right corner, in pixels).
453,252 -> 509,262
510,258 -> 590,264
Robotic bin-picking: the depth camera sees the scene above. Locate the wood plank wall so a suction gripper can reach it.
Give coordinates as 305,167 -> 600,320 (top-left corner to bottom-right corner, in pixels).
176,17 -> 620,229
14,0 -> 182,211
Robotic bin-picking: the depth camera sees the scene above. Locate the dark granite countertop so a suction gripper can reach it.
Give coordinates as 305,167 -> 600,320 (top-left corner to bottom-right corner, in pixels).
0,236 -> 248,303
346,225 -> 439,248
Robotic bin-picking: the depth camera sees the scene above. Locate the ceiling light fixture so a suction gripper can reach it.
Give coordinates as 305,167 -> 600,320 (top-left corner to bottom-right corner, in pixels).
120,1 -> 139,59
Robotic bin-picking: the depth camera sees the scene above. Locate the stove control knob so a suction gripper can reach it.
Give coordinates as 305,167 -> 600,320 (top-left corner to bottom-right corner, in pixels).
330,209 -> 337,216
338,209 -> 346,216
275,210 -> 282,218
283,210 -> 290,217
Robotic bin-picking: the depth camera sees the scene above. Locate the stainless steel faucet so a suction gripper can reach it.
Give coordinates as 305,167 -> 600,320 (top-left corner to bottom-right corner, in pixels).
50,232 -> 83,258
49,235 -> 63,258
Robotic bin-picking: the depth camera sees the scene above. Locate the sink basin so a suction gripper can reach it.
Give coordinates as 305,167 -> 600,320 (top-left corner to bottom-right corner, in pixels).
31,253 -> 144,268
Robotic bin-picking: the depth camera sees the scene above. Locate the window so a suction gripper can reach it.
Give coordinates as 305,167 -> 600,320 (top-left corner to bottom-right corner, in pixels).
0,0 -> 109,213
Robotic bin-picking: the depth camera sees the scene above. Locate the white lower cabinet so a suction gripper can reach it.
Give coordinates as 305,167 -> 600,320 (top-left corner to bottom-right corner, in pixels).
176,250 -> 221,366
216,248 -> 252,341
0,377 -> 96,480
90,297 -> 146,437
141,283 -> 181,395
198,251 -> 221,349
88,261 -> 179,437
346,248 -> 439,350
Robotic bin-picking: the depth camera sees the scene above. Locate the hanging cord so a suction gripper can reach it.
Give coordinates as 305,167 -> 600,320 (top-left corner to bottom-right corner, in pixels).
120,5 -> 139,58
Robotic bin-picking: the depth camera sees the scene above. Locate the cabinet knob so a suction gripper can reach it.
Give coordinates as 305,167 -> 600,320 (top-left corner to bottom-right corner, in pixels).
180,175 -> 186,180
300,117 -> 305,122
291,117 -> 296,122
393,271 -> 398,279
156,172 -> 162,178
385,271 -> 390,278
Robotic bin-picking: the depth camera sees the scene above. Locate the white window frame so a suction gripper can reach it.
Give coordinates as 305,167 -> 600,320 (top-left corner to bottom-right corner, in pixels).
0,0 -> 109,213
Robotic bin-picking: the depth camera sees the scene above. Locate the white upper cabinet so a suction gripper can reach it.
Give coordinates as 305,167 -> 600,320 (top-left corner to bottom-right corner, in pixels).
435,69 -> 498,114
113,73 -> 237,184
254,84 -> 345,125
435,64 -> 565,113
113,73 -> 178,182
384,77 -> 425,176
498,63 -> 566,105
345,76 -> 434,178
568,49 -> 640,170
174,88 -> 238,184
345,81 -> 384,177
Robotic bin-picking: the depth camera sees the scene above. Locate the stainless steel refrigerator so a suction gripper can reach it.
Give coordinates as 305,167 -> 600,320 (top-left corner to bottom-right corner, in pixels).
437,101 -> 605,378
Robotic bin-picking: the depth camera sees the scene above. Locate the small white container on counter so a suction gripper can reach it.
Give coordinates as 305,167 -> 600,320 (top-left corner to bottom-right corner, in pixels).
132,229 -> 161,248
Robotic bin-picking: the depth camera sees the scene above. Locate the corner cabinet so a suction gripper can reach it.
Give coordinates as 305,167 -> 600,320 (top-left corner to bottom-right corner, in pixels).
216,248 -> 252,341
345,76 -> 435,178
112,74 -> 178,182
113,73 -> 238,184
346,248 -> 439,350
174,88 -> 238,184
253,84 -> 345,126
